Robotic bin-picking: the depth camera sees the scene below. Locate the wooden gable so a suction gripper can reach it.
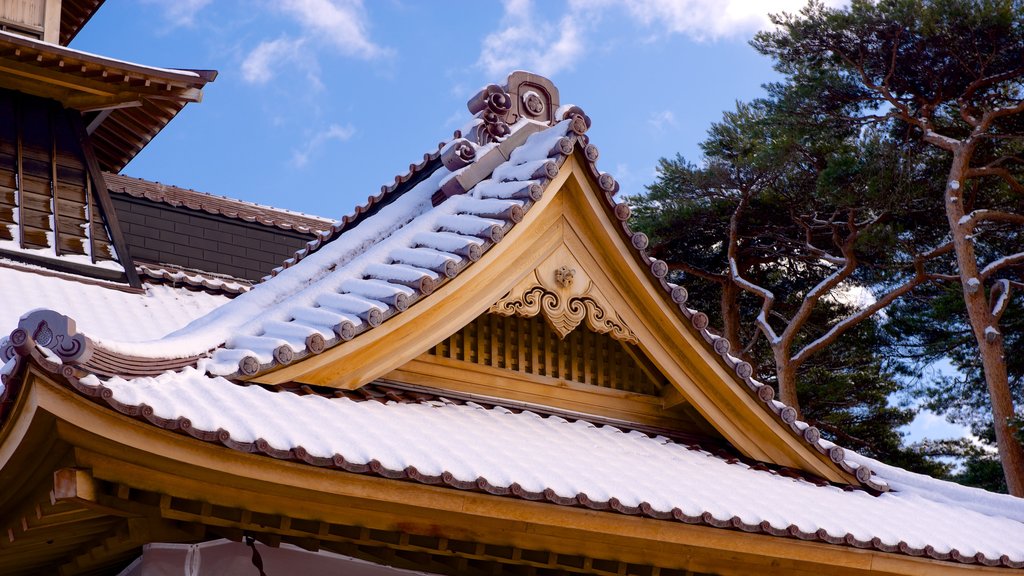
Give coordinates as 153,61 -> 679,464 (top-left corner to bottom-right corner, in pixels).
254,151 -> 854,484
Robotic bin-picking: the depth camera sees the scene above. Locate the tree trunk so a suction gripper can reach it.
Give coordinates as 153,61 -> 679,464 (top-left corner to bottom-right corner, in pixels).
721,281 -> 745,356
774,346 -> 801,416
945,148 -> 1024,496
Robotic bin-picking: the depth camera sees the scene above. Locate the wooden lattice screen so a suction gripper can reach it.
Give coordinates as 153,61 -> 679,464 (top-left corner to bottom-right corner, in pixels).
0,88 -> 113,259
429,312 -> 667,395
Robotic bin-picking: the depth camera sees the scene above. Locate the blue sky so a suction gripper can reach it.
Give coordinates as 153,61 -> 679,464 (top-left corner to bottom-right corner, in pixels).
71,0 -> 828,217
72,0 -> 972,445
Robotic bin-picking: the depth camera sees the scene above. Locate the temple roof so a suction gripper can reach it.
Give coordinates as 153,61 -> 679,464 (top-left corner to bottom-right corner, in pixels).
2,71 -> 1023,572
26,368 -> 1023,569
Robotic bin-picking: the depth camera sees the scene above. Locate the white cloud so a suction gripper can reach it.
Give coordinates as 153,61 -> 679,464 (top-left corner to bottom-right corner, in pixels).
648,110 -> 677,131
570,0 -> 847,41
476,0 -> 849,77
146,0 -> 212,27
291,123 -> 356,167
279,0 -> 388,59
478,0 -> 584,77
241,0 -> 388,86
241,37 -> 307,84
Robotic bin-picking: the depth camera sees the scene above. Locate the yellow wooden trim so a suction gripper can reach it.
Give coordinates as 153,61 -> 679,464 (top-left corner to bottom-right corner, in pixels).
255,152 -> 848,482
0,375 -> 1003,576
255,166 -> 574,387
386,354 -> 716,435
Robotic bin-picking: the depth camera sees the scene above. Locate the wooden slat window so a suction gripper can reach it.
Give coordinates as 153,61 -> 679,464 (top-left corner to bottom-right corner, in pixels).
430,312 -> 666,396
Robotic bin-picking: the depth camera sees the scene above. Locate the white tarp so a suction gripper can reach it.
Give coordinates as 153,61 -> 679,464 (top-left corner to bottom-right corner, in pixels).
117,539 -> 438,576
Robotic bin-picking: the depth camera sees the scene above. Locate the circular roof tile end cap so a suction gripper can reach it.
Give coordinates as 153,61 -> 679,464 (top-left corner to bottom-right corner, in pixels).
526,183 -> 544,202
486,224 -> 505,243
670,286 -> 688,305
239,355 -> 261,376
828,445 -> 846,463
464,243 -> 483,262
392,292 -> 410,311
534,161 -> 559,180
441,259 -> 459,278
802,426 -> 820,444
598,172 -> 617,193
650,259 -> 668,278
691,312 -> 709,331
613,202 -> 631,221
417,276 -> 436,296
441,137 -> 477,171
366,308 -> 384,328
507,204 -> 525,224
334,321 -> 356,341
735,361 -> 754,379
780,406 -> 798,424
756,384 -> 775,402
855,464 -> 874,484
273,345 -> 295,365
712,337 -> 731,355
568,114 -> 589,136
550,137 -> 574,157
631,232 -> 649,251
306,333 -> 326,354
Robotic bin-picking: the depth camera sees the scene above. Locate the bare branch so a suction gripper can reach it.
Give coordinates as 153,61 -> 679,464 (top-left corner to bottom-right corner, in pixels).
962,65 -> 1024,102
965,166 -> 1024,195
664,261 -> 727,284
990,279 -> 1011,323
784,212 -> 860,353
792,275 -> 924,366
976,98 -> 1024,134
961,209 -> 1024,232
981,252 -> 1024,280
727,190 -> 780,345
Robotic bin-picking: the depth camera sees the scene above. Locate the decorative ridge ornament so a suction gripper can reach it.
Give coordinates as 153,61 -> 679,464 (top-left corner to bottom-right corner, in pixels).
490,251 -> 637,344
465,72 -> 562,146
9,310 -> 93,365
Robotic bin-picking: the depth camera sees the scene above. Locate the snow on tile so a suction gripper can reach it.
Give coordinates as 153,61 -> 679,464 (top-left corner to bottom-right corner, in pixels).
80,368 -> 1024,562
60,121 -> 569,368
0,264 -> 229,341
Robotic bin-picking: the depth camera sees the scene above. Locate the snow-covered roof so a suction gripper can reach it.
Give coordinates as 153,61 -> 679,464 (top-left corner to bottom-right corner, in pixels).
3,71 -> 1022,569
3,71 -> 886,486
0,261 -> 229,342
42,369 -> 1024,569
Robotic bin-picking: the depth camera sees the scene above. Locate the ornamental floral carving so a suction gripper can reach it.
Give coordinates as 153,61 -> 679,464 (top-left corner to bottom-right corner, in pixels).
490,264 -> 637,344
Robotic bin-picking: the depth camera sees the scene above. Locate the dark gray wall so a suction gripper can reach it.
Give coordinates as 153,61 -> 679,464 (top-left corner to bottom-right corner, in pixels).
112,195 -> 316,281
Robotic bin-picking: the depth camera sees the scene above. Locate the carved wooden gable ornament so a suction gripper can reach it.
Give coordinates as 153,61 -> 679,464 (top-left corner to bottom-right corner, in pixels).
490,246 -> 638,344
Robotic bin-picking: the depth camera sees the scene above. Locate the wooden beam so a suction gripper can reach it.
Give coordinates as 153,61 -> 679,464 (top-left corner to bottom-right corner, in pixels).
0,61 -> 116,97
49,104 -> 60,257
14,92 -> 24,249
84,109 -> 112,135
68,110 -> 141,288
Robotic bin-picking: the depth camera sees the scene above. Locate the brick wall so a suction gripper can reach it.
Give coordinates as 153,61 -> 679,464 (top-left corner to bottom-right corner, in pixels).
112,196 -> 317,281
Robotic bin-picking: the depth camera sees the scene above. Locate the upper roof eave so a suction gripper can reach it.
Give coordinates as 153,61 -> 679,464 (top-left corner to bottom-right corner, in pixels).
0,30 -> 213,92
60,0 -> 106,46
0,29 -> 217,171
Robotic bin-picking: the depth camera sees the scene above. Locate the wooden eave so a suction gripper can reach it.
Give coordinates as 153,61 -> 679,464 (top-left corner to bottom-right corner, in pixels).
0,368 -> 1008,576
249,152 -> 854,486
60,0 -> 106,46
0,29 -> 215,171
